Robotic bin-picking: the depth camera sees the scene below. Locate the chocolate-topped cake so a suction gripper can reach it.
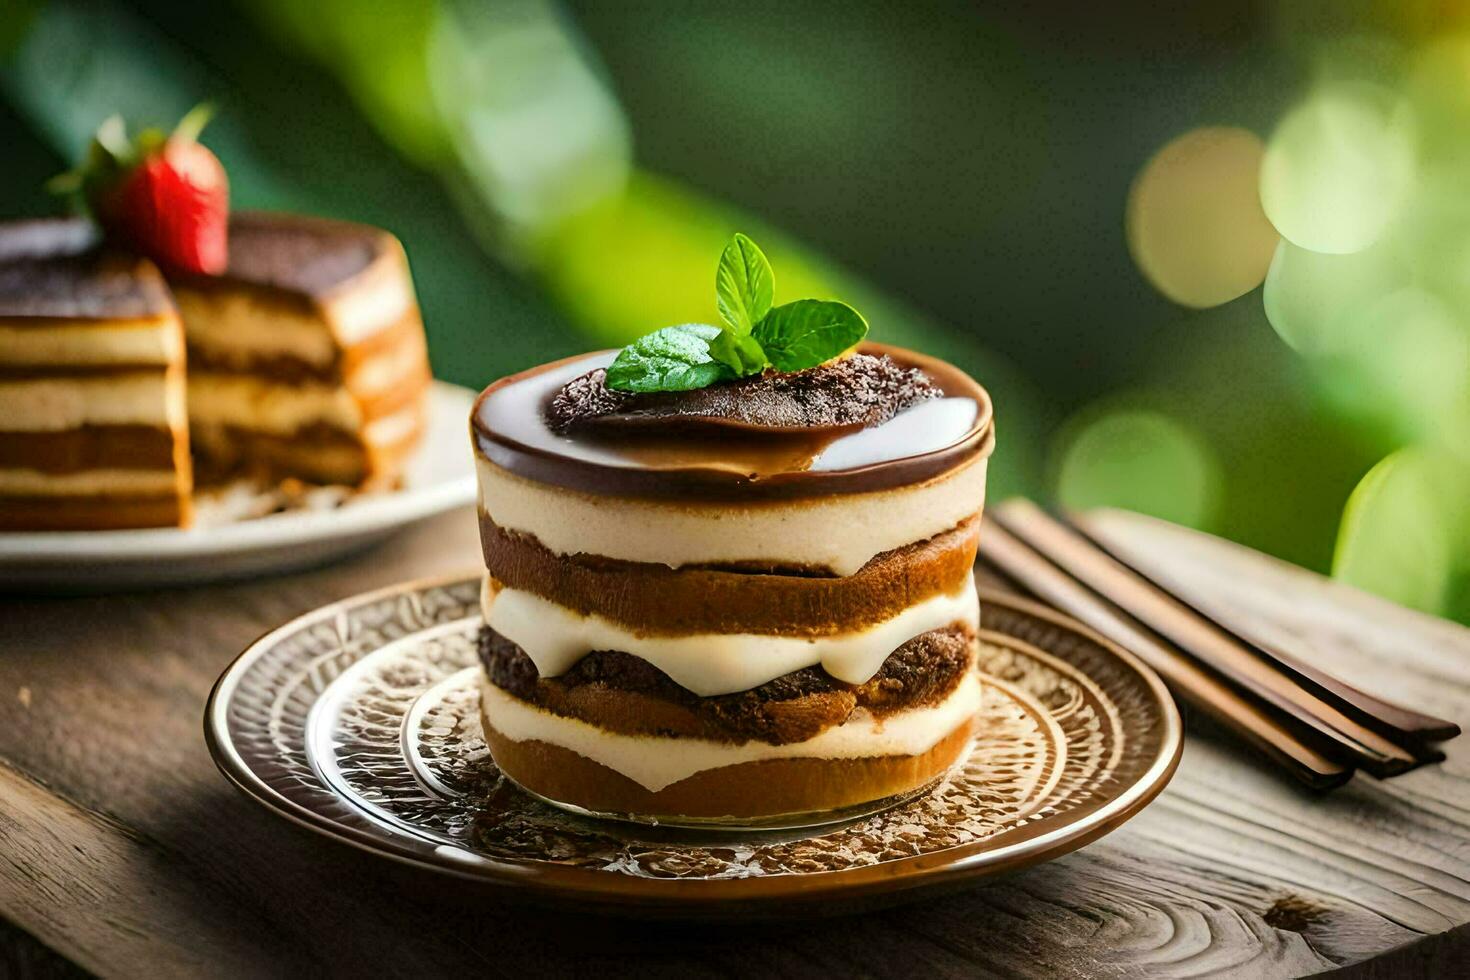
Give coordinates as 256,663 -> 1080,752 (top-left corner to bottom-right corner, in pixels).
0,220 -> 192,529
470,234 -> 995,826
2,107 -> 432,531
0,213 -> 429,530
172,212 -> 429,489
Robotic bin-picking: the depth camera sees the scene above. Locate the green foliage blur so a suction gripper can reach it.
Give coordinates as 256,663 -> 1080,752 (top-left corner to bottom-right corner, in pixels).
2,1 -> 1466,623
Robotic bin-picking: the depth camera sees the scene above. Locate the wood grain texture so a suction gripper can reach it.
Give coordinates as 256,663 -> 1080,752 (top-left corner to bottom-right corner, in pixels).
0,506 -> 1467,978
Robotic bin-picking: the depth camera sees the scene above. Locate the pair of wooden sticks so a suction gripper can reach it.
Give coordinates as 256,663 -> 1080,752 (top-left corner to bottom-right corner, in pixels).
976,499 -> 1460,789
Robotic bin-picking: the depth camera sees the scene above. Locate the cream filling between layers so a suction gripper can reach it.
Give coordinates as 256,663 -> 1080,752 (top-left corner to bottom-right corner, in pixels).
483,577 -> 980,696
0,317 -> 182,367
175,270 -> 413,368
322,254 -> 417,345
174,289 -> 338,367
186,373 -> 363,434
481,668 -> 981,793
0,372 -> 185,432
475,454 -> 988,576
364,402 -> 421,448
0,468 -> 182,495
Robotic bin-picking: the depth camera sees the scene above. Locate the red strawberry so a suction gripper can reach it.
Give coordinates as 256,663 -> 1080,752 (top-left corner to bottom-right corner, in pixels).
51,105 -> 229,275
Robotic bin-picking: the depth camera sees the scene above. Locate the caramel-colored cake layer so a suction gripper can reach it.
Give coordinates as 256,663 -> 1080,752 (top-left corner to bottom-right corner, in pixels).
480,710 -> 976,821
0,493 -> 186,530
479,513 -> 980,636
480,624 -> 976,745
348,351 -> 432,424
0,424 -> 174,474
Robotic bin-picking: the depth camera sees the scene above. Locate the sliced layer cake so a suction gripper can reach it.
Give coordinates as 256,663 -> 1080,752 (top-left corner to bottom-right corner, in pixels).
0,220 -> 191,530
0,212 -> 430,530
174,212 -> 430,489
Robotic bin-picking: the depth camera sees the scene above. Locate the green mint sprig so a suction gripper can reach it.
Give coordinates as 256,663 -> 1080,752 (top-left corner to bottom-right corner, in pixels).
604,233 -> 868,393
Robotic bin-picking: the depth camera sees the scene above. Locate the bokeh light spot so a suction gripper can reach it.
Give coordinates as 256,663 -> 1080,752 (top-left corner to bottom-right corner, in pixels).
1334,447 -> 1470,616
1260,84 -> 1414,255
1262,238 -> 1404,355
1316,287 -> 1470,445
1404,38 -> 1470,168
1054,409 -> 1220,528
1127,127 -> 1278,308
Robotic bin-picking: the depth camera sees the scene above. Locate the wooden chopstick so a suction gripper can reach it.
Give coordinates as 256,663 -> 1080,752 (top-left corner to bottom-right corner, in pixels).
989,501 -> 1439,777
976,519 -> 1354,789
1069,508 -> 1462,746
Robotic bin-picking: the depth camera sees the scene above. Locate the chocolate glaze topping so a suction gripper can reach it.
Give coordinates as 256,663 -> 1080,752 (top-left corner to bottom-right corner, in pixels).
0,219 -> 172,322
546,354 -> 940,435
0,218 -> 96,264
0,212 -> 392,321
473,342 -> 994,501
171,211 -> 388,302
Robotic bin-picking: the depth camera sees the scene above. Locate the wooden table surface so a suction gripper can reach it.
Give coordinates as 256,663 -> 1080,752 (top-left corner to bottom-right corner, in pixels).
2,506 -> 1468,978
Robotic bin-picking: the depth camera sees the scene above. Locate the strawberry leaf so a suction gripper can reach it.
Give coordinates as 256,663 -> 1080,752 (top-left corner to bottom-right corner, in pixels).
172,102 -> 216,144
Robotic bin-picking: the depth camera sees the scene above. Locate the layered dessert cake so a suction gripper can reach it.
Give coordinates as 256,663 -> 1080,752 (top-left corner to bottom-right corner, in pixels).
0,220 -> 191,530
173,212 -> 429,489
0,213 -> 429,530
472,342 -> 995,825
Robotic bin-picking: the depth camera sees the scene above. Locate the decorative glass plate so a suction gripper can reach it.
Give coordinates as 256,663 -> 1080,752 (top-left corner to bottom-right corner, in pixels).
205,575 -> 1181,915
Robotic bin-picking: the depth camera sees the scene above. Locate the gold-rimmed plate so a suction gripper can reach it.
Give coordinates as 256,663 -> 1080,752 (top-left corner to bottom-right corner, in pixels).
205,575 -> 1181,915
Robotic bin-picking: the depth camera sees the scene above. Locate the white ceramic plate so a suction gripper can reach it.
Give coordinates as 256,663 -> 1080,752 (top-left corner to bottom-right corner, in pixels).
0,381 -> 477,592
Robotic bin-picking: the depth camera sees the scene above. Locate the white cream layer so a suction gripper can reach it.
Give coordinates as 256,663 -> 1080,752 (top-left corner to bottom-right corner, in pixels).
174,289 -> 336,367
481,669 -> 981,792
0,468 -> 181,495
173,266 -> 413,367
476,454 -> 988,577
364,402 -> 421,448
0,318 -> 181,367
323,251 -> 417,345
0,372 -> 185,432
483,577 -> 980,696
186,373 -> 362,433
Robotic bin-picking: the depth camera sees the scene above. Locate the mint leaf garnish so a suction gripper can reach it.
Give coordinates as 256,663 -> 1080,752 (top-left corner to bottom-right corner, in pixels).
708,329 -> 768,377
603,234 -> 868,393
605,324 -> 735,392
752,299 -> 868,372
715,232 -> 774,335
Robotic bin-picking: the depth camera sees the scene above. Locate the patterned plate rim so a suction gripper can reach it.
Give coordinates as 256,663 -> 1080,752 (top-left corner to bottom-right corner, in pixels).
205,572 -> 1183,909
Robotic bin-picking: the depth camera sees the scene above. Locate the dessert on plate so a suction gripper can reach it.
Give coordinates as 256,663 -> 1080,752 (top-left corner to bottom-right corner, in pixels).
0,108 -> 429,531
172,212 -> 429,491
471,234 -> 995,826
0,220 -> 192,529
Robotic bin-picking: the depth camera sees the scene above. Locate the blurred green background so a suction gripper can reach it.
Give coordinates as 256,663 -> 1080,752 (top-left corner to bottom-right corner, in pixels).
2,1 -> 1467,622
